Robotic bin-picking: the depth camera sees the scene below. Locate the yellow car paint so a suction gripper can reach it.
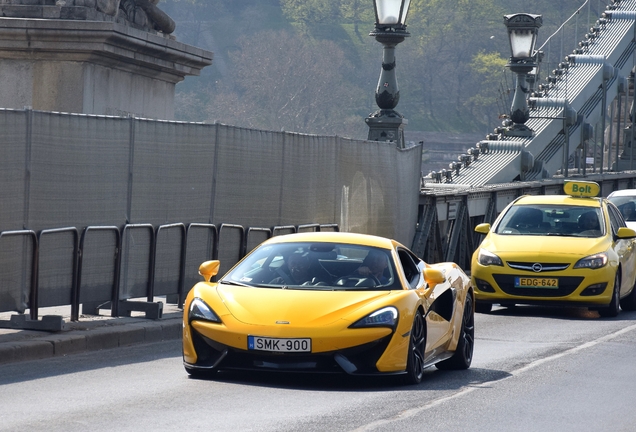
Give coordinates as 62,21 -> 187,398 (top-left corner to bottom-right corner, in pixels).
471,185 -> 636,312
182,231 -> 474,379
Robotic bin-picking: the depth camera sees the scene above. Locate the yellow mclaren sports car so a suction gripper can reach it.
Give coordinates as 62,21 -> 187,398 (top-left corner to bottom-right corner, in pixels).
183,232 -> 474,384
471,180 -> 636,317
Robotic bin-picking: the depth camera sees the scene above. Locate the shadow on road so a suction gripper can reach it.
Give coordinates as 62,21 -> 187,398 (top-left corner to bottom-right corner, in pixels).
189,366 -> 511,393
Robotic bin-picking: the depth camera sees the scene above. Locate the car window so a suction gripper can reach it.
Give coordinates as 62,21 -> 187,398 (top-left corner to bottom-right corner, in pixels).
607,203 -> 626,235
607,196 -> 636,222
495,204 -> 604,237
221,242 -> 401,291
397,248 -> 422,289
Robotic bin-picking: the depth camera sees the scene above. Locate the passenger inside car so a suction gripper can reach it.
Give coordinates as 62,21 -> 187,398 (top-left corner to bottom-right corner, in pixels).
269,252 -> 313,285
577,211 -> 601,235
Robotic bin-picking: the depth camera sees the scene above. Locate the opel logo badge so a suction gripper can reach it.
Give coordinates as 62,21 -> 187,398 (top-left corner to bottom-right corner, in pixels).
532,263 -> 543,272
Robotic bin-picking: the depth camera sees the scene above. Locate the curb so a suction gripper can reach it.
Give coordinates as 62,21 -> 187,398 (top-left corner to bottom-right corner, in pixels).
0,315 -> 183,366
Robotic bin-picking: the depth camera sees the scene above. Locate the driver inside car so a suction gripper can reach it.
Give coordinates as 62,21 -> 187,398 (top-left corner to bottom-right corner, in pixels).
355,250 -> 389,284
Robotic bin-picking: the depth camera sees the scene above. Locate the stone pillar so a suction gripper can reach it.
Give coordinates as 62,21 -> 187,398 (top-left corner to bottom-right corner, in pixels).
0,16 -> 212,119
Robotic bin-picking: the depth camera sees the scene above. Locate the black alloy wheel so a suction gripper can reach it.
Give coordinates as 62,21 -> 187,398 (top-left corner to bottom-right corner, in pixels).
437,293 -> 475,370
403,310 -> 426,385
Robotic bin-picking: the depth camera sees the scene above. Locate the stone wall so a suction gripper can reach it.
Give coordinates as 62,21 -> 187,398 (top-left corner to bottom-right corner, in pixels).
0,0 -> 175,35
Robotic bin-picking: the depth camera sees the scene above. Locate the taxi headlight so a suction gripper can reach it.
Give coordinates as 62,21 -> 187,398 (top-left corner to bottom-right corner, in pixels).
573,253 -> 608,269
189,298 -> 222,323
350,307 -> 398,329
477,248 -> 503,267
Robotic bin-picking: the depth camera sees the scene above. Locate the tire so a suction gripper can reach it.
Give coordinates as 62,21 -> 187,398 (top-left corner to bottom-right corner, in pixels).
402,310 -> 426,385
475,301 -> 492,314
436,294 -> 475,370
619,279 -> 636,311
598,273 -> 621,318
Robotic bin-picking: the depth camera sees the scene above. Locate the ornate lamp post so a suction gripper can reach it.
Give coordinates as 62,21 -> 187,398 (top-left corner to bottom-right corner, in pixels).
365,0 -> 411,149
503,13 -> 542,137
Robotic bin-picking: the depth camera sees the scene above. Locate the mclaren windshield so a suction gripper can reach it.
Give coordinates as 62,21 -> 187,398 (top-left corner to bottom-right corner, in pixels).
220,241 -> 401,290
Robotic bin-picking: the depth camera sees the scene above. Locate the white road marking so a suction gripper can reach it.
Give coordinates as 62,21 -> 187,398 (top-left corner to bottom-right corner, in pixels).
352,322 -> 636,431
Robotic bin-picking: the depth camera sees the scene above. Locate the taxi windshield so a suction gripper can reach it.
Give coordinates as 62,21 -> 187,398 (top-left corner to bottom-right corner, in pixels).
495,204 -> 604,237
220,242 -> 401,291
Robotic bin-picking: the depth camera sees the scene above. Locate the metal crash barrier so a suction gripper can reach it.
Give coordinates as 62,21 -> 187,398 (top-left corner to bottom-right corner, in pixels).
0,222 -> 338,331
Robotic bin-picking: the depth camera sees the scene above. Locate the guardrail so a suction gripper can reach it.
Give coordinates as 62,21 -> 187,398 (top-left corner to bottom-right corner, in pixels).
0,222 -> 339,331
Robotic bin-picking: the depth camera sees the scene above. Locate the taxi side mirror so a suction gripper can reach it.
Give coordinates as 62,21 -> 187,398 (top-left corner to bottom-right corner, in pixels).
616,227 -> 636,240
424,268 -> 446,289
475,223 -> 491,235
199,260 -> 221,282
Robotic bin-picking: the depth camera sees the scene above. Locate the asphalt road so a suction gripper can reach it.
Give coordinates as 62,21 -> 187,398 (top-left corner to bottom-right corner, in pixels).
1,306 -> 635,432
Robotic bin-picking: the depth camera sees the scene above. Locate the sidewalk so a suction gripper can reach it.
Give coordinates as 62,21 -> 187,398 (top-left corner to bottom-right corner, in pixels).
0,302 -> 183,366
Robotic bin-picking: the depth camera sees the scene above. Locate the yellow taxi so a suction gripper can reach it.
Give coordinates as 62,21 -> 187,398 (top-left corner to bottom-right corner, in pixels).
471,180 -> 636,317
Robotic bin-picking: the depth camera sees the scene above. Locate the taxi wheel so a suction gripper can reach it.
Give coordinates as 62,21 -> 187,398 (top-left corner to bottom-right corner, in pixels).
598,273 -> 621,318
402,310 -> 426,385
436,294 -> 474,370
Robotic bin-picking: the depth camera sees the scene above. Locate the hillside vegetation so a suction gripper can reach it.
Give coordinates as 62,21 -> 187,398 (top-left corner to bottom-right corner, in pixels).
163,0 -> 602,139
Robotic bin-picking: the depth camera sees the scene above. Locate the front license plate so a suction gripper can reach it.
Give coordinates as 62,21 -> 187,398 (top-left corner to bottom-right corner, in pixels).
248,336 -> 311,352
514,277 -> 559,289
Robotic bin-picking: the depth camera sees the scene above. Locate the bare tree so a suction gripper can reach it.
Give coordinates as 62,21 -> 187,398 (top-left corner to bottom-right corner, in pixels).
199,30 -> 367,138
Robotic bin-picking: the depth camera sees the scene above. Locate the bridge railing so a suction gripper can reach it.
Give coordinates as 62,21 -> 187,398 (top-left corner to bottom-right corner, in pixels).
413,172 -> 636,271
0,222 -> 338,331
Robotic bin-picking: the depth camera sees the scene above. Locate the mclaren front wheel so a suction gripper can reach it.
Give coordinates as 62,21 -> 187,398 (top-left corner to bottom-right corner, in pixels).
402,310 -> 426,385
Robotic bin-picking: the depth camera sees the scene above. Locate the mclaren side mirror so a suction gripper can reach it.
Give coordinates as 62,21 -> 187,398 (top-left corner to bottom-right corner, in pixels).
199,260 -> 221,282
424,267 -> 446,289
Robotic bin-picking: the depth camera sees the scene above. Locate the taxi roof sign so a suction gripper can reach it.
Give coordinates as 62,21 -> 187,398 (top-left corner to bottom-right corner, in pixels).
563,180 -> 600,197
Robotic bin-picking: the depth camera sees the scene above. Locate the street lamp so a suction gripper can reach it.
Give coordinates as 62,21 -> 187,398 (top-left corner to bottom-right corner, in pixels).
365,0 -> 411,149
503,13 -> 542,137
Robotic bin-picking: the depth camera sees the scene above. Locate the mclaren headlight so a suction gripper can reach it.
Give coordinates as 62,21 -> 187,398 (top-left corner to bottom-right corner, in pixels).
189,298 -> 222,324
574,252 -> 608,269
477,248 -> 503,266
350,307 -> 398,329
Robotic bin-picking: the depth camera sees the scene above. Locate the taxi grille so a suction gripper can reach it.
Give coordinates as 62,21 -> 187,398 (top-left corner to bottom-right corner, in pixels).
493,274 -> 584,297
506,262 -> 570,272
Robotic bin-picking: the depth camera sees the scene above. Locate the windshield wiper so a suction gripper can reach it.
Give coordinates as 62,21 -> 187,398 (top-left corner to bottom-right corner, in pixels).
220,280 -> 252,287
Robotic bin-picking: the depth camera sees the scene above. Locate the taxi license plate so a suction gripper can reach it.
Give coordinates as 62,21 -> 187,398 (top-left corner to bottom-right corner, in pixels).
514,277 -> 558,289
248,336 -> 311,353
